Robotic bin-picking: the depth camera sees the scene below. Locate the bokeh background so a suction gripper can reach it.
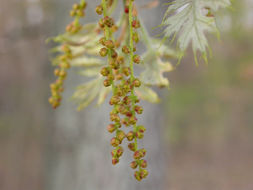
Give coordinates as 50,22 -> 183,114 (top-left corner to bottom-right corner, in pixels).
0,0 -> 253,190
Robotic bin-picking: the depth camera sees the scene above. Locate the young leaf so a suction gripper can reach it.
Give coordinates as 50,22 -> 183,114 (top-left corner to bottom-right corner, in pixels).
162,0 -> 231,63
72,78 -> 102,111
135,85 -> 160,103
140,51 -> 174,87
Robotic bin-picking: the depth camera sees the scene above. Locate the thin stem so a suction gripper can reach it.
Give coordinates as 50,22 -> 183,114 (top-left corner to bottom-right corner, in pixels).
102,0 -> 109,38
128,0 -> 138,151
129,1 -> 134,82
102,0 -> 116,94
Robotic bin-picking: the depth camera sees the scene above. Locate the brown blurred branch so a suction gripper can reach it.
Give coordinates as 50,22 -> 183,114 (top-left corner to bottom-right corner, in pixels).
140,0 -> 159,10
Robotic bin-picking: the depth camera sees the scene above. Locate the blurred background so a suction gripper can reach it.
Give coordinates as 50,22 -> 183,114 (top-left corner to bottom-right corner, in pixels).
0,0 -> 253,190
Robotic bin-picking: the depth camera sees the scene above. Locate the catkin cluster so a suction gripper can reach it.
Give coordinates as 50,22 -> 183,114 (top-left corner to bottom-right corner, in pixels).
97,0 -> 148,181
66,1 -> 87,34
49,0 -> 148,181
49,44 -> 72,108
49,0 -> 87,108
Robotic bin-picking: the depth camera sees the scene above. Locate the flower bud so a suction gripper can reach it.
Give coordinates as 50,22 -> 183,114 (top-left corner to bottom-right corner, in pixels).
53,101 -> 61,109
116,130 -> 125,142
99,37 -> 106,46
140,148 -> 147,157
130,161 -> 138,169
80,1 -> 87,9
133,150 -> 142,159
77,10 -> 85,17
133,78 -> 141,87
110,96 -> 120,105
140,159 -> 147,168
123,96 -> 131,105
110,114 -> 120,123
140,169 -> 148,179
59,70 -> 67,79
118,105 -> 128,115
116,146 -> 124,157
126,111 -> 133,117
136,100 -> 140,104
98,18 -> 105,28
103,16 -> 114,27
136,131 -> 144,139
111,149 -> 117,157
125,6 -> 129,14
107,124 -> 116,133
104,40 -> 115,49
133,54 -> 141,64
103,79 -> 112,87
137,125 -> 146,133
51,90 -> 59,97
134,105 -> 143,114
122,67 -> 130,76
99,48 -> 108,57
109,60 -> 120,70
117,56 -> 125,65
54,69 -> 60,76
126,131 -> 135,141
122,45 -> 130,54
70,10 -> 76,17
111,49 -> 118,59
132,20 -> 141,28
134,171 -> 141,181
129,116 -> 137,125
128,143 -> 136,151
112,158 -> 119,165
50,83 -> 58,90
110,137 -> 120,147
48,97 -> 54,104
55,79 -> 63,86
116,74 -> 123,81
60,62 -> 71,69
107,74 -> 115,81
116,89 -> 123,97
122,84 -> 131,93
122,118 -> 130,126
95,5 -> 103,15
100,67 -> 110,76
72,3 -> 79,10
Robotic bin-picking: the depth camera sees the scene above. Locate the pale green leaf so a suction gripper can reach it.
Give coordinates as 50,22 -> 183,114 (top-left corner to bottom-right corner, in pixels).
77,67 -> 102,77
97,86 -> 111,105
140,51 -> 174,87
70,57 -> 103,67
135,85 -> 160,103
162,0 -> 231,62
72,79 -> 101,111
